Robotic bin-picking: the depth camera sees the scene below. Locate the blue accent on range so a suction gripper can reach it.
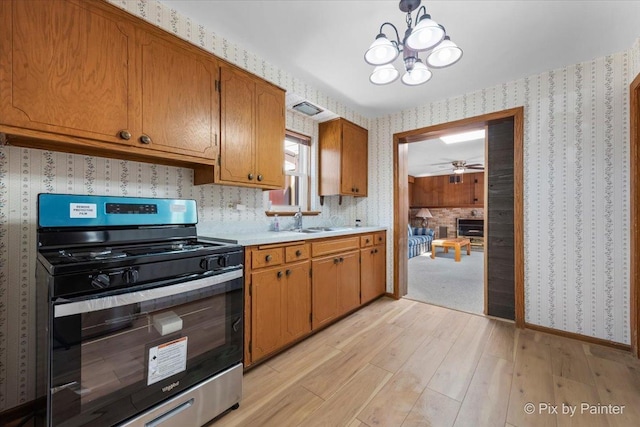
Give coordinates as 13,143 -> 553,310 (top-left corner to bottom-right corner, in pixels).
38,194 -> 198,227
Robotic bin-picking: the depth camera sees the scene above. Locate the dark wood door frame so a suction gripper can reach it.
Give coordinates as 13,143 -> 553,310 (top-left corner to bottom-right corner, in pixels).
393,107 -> 525,327
631,72 -> 640,358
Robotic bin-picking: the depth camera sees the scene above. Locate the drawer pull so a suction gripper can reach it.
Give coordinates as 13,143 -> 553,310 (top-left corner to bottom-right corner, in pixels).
277,271 -> 283,278
119,130 -> 131,140
295,250 -> 302,257
286,269 -> 291,276
378,237 -> 383,242
265,254 -> 272,262
366,239 -> 370,243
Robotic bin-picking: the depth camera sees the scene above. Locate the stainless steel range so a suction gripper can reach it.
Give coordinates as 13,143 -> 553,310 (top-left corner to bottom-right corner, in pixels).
36,194 -> 243,426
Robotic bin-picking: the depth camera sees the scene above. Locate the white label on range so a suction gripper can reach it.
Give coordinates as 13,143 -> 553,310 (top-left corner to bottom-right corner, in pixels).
147,336 -> 188,386
170,203 -> 187,213
69,203 -> 97,218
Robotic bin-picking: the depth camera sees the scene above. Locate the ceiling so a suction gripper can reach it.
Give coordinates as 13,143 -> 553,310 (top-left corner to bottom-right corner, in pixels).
159,1 -> 640,119
407,135 -> 484,177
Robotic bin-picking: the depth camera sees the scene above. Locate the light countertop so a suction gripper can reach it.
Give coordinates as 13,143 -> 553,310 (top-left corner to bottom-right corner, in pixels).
199,226 -> 387,246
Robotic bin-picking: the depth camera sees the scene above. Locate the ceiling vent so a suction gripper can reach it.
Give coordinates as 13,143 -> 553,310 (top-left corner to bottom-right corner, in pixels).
292,101 -> 323,116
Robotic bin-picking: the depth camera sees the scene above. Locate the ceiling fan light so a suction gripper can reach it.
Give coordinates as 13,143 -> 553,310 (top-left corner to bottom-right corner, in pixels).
453,167 -> 465,174
426,36 -> 463,68
401,61 -> 432,85
406,14 -> 445,51
370,64 -> 399,85
364,34 -> 399,65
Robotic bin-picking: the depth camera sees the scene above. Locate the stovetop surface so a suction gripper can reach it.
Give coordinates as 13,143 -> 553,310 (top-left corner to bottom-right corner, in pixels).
38,238 -> 241,276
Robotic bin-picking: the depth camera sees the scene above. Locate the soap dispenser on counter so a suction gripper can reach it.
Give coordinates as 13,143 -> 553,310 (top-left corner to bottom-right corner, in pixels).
272,214 -> 280,232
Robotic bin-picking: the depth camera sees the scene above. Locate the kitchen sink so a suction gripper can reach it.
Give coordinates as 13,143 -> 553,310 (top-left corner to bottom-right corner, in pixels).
294,226 -> 355,233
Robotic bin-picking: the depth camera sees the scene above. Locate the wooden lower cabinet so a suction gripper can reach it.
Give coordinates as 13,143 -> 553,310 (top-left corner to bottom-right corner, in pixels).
360,244 -> 386,304
250,260 -> 310,361
245,231 -> 386,367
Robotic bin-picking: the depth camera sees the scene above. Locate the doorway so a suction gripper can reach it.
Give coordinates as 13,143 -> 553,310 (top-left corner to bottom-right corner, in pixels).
405,130 -> 486,315
393,107 -> 524,325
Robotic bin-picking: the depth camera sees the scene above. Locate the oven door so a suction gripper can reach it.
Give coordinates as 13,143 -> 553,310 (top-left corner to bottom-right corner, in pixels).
48,269 -> 243,427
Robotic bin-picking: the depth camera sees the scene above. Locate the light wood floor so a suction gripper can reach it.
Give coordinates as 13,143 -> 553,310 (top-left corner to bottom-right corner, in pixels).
212,297 -> 640,427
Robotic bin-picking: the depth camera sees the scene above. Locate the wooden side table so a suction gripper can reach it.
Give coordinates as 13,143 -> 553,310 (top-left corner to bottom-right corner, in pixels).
431,238 -> 472,262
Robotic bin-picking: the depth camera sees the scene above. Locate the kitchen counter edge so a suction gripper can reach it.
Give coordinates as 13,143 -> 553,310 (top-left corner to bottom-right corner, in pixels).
199,226 -> 388,246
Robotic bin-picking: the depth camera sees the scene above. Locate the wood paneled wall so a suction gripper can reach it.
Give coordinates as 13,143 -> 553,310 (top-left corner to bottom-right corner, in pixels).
486,118 -> 516,320
410,172 -> 484,207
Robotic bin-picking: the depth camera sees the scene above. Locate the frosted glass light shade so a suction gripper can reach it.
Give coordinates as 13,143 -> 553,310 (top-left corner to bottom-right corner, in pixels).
370,64 -> 399,85
401,61 -> 432,85
364,35 -> 399,65
406,15 -> 444,51
426,37 -> 463,68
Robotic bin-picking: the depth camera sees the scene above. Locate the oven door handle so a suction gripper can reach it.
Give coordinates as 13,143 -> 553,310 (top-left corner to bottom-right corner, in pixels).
54,269 -> 243,318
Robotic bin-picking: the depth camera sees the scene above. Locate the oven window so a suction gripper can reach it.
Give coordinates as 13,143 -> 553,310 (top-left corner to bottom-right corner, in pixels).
50,277 -> 243,426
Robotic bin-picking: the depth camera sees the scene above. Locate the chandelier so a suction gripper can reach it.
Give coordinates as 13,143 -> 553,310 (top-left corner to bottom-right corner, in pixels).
364,0 -> 462,86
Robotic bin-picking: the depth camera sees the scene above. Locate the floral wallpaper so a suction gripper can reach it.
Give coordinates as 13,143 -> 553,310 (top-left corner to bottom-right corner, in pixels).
368,46 -> 636,347
0,0 -> 637,413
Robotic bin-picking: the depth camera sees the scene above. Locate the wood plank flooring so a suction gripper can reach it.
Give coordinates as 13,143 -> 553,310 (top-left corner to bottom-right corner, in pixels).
212,297 -> 640,427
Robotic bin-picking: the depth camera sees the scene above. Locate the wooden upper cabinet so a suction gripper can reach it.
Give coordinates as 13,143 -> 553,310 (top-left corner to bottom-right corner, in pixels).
0,0 -> 219,167
0,0 -> 134,144
218,65 -> 255,184
209,64 -> 284,189
319,118 -> 368,198
255,81 -> 286,188
136,28 -> 218,159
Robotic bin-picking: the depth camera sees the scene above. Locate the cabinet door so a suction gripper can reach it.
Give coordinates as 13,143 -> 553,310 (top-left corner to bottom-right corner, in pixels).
340,121 -> 368,196
360,248 -> 375,304
0,0 -> 134,144
251,267 -> 284,360
282,261 -> 311,344
255,81 -> 285,188
338,251 -> 360,315
311,256 -> 339,329
373,246 -> 386,299
219,65 -> 255,184
137,29 -> 218,160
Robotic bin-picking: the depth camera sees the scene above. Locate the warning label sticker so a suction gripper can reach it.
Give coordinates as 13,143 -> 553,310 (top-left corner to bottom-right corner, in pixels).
70,203 -> 97,218
147,336 -> 188,386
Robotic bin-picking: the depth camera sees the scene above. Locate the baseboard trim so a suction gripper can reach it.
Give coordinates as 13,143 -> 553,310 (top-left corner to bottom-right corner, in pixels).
525,322 -> 631,352
385,292 -> 398,300
0,396 -> 45,426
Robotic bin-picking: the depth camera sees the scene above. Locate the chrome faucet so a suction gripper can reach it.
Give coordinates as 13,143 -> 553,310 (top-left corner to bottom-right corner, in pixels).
293,207 -> 303,231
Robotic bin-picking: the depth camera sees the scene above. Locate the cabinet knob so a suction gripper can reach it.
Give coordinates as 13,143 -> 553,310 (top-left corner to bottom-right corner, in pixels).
339,257 -> 344,263
265,254 -> 272,262
257,174 -> 263,182
378,237 -> 383,242
248,173 -> 254,180
366,239 -> 370,243
374,249 -> 378,254
277,271 -> 283,278
295,250 -> 302,257
351,187 -> 356,192
286,269 -> 291,276
118,130 -> 131,140
140,134 -> 152,144
355,188 -> 359,193
334,258 -> 339,264
371,249 -> 375,254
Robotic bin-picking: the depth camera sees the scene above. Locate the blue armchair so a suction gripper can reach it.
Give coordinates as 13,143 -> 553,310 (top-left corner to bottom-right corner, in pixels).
408,226 -> 434,258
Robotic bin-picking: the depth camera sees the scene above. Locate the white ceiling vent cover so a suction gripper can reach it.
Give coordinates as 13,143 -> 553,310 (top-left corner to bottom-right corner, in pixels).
292,101 -> 323,116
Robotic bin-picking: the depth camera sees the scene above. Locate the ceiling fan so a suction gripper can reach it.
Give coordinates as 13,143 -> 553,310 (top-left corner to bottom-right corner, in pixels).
451,160 -> 484,174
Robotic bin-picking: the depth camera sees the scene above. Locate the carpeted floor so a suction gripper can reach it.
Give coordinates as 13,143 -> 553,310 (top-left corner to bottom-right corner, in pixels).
405,249 -> 484,315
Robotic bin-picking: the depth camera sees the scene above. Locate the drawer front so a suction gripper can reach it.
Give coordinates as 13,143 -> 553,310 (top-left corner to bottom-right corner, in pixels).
360,234 -> 374,247
252,247 -> 284,269
285,244 -> 310,263
311,236 -> 360,257
374,231 -> 386,246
